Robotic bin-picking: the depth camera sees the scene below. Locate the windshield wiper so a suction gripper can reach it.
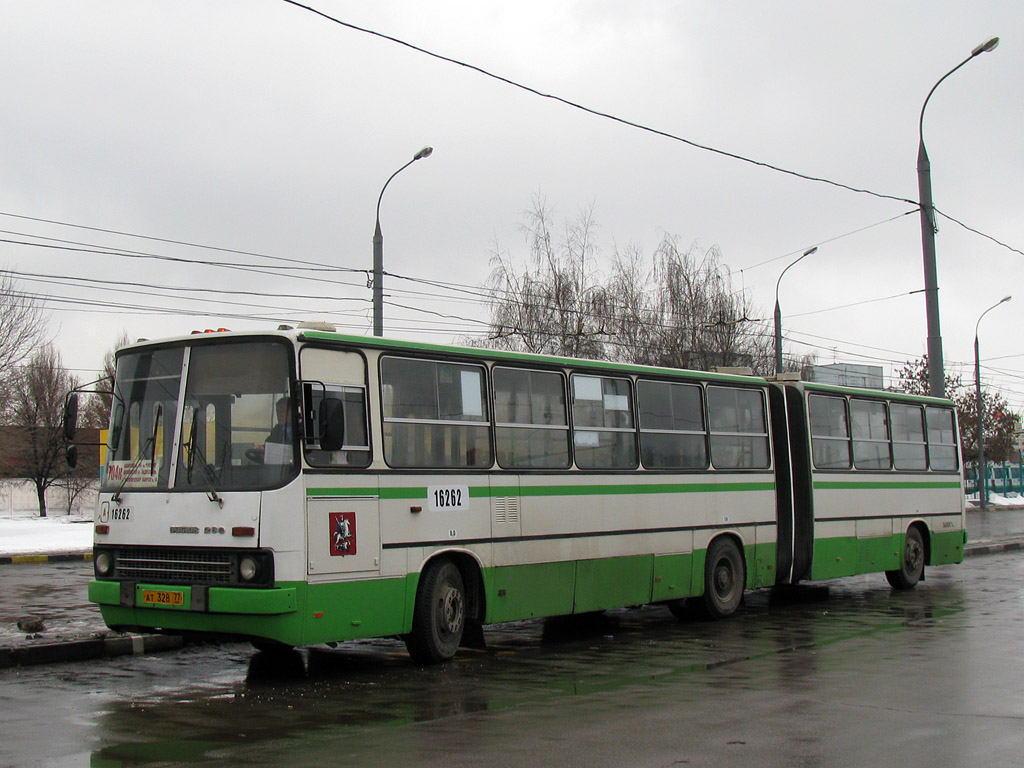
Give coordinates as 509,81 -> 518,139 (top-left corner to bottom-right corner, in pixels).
111,405 -> 161,504
185,408 -> 223,507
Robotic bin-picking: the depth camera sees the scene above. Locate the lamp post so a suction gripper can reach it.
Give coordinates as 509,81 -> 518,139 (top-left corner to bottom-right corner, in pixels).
974,294 -> 1011,511
774,246 -> 817,376
918,36 -> 999,398
372,146 -> 433,337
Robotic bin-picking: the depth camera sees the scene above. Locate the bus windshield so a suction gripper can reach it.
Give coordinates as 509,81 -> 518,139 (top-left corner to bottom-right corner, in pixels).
103,340 -> 297,492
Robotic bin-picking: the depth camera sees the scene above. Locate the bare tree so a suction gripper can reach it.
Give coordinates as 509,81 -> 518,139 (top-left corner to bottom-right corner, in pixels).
0,272 -> 48,410
1,344 -> 78,516
604,242 -> 659,363
481,200 -> 772,372
484,197 -> 609,360
612,235 -> 770,372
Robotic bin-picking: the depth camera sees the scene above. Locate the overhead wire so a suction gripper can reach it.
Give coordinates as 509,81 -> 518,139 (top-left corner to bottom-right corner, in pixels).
279,0 -> 916,207
0,211 -> 356,272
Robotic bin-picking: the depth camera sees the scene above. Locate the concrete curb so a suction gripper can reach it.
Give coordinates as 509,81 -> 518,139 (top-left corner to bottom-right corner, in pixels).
0,633 -> 184,669
0,551 -> 92,565
964,540 -> 1024,557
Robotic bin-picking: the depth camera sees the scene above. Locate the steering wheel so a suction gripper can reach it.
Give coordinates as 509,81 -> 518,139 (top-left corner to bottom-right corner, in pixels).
245,447 -> 265,464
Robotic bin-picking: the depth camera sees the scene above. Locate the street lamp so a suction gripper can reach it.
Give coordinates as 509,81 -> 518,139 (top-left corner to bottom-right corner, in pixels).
975,294 -> 1011,511
918,36 -> 999,398
372,146 -> 434,337
774,246 -> 817,376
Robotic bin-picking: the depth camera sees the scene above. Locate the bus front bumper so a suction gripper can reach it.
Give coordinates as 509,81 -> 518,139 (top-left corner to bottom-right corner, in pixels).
88,580 -> 298,615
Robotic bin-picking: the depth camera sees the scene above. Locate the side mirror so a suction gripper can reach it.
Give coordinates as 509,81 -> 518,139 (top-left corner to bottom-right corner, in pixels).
318,398 -> 345,452
63,392 -> 79,442
65,444 -> 79,469
109,403 -> 124,455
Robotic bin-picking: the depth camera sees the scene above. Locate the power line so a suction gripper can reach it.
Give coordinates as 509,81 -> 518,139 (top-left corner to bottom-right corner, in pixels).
0,267 -> 372,305
0,235 -> 353,275
786,289 -> 923,320
280,0 -> 915,207
733,210 -> 919,275
934,208 -> 1024,258
0,212 -> 353,272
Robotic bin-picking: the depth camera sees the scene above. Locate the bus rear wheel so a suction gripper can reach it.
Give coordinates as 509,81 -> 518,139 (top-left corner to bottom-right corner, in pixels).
405,559 -> 466,664
700,538 -> 745,619
886,527 -> 925,590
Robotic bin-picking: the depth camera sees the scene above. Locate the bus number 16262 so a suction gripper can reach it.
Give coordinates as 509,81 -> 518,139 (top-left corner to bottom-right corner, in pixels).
428,485 -> 469,511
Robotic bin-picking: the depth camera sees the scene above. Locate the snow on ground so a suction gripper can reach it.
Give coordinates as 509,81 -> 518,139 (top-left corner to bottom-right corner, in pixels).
966,492 -> 1024,509
0,512 -> 94,556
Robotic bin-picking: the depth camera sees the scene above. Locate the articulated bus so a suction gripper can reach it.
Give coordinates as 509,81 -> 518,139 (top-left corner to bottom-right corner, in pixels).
75,326 -> 965,663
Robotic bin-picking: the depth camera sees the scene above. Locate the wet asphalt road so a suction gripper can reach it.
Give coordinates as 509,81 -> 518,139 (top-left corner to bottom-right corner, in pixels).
3,552 -> 1024,767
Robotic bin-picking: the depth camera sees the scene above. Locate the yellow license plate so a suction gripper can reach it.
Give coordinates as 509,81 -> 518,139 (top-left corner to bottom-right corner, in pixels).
141,589 -> 185,607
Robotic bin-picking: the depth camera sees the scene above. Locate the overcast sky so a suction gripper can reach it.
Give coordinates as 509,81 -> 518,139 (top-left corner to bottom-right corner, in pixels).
1,1 -> 1021,412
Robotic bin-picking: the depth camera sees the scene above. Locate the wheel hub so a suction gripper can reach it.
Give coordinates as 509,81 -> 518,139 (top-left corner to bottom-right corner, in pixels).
906,539 -> 923,570
440,585 -> 465,633
714,562 -> 734,597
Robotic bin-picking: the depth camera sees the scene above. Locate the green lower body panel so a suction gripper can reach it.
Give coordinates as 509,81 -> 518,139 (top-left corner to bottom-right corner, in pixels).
484,553 -> 696,624
747,541 -> 778,589
486,551 -> 705,624
929,528 -> 966,565
652,553 -> 693,603
811,527 -> 965,581
574,555 -> 653,613
89,576 -> 412,647
301,576 -> 411,644
484,561 -> 576,623
812,536 -> 899,580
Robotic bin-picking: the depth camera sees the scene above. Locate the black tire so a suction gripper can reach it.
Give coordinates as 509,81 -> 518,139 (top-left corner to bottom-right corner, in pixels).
404,559 -> 466,664
886,527 -> 925,590
666,598 -> 695,622
251,638 -> 293,653
700,538 -> 745,619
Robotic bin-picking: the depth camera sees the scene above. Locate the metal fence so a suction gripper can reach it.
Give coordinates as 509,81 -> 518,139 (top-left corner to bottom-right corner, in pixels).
966,460 -> 1024,497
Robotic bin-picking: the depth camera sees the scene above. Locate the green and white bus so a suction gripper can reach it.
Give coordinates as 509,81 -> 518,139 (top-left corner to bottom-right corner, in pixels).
77,326 -> 965,663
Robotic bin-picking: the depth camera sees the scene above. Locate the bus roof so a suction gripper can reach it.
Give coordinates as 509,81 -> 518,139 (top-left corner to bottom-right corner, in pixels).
115,326 -> 955,405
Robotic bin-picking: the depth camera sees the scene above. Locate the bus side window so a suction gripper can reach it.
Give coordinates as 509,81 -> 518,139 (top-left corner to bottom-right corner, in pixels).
926,406 -> 958,471
807,394 -> 852,470
494,367 -> 570,469
571,374 -> 637,469
381,356 -> 492,469
637,380 -> 708,469
850,398 -> 891,470
707,386 -> 770,469
891,403 -> 927,470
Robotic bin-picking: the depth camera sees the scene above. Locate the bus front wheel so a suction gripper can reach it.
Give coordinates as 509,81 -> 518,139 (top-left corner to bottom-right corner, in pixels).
700,538 -> 745,619
886,527 -> 925,590
405,559 -> 466,664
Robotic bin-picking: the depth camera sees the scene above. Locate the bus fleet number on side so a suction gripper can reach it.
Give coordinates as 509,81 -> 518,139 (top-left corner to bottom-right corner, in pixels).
428,485 -> 470,511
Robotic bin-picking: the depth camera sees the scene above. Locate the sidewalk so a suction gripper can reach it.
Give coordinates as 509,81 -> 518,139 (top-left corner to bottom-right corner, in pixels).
1,508 -> 1022,668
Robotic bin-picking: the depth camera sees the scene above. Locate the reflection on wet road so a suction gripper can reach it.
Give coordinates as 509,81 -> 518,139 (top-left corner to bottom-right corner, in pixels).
5,555 -> 1024,767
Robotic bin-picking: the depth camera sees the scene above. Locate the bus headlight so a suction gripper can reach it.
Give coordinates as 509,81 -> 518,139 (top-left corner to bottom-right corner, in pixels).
239,556 -> 258,582
95,551 -> 113,577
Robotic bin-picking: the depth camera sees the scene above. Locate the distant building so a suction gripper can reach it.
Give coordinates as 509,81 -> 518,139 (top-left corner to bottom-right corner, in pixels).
805,363 -> 885,390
